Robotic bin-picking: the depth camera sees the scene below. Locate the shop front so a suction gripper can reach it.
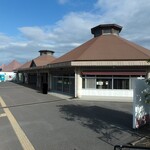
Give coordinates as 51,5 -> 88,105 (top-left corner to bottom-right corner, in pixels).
52,75 -> 75,96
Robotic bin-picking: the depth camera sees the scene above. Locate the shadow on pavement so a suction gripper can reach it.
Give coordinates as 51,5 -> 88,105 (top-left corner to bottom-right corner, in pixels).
58,104 -> 132,128
14,82 -> 41,91
57,104 -> 141,146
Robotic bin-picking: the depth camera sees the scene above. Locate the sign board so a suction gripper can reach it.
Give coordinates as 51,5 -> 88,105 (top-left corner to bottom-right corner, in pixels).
133,79 -> 150,128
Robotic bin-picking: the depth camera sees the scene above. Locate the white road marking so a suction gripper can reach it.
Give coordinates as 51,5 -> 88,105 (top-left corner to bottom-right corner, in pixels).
0,113 -> 7,118
0,96 -> 35,150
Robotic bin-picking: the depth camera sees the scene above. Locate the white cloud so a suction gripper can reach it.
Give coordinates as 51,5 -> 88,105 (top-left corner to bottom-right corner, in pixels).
10,42 -> 28,47
94,0 -> 150,35
14,12 -> 100,58
0,33 -> 13,45
52,12 -> 98,42
1,0 -> 150,64
18,27 -> 50,41
93,0 -> 150,49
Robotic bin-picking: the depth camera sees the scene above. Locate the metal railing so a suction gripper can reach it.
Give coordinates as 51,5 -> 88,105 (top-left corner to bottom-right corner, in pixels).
114,145 -> 150,150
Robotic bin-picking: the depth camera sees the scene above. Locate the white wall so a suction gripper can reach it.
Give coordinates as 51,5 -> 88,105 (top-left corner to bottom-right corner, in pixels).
81,89 -> 133,98
0,72 -> 16,81
5,72 -> 16,81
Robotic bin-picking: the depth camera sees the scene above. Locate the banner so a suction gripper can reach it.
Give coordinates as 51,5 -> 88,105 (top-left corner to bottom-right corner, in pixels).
133,79 -> 150,129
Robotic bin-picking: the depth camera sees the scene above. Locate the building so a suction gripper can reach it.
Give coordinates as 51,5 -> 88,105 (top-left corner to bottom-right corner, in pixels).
1,60 -> 22,81
16,24 -> 150,100
16,50 -> 56,89
0,64 -> 6,71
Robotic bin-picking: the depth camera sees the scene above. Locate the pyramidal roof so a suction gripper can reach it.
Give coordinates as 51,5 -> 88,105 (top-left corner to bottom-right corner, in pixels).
52,24 -> 150,64
32,54 -> 55,67
2,60 -> 22,72
18,50 -> 56,70
0,64 -> 6,70
18,61 -> 32,69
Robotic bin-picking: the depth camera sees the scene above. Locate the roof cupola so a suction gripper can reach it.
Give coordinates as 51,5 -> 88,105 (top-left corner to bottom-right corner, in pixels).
39,50 -> 54,56
91,24 -> 122,37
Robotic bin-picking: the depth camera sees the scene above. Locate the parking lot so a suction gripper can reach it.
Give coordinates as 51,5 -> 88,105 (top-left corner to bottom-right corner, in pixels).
0,82 -> 148,150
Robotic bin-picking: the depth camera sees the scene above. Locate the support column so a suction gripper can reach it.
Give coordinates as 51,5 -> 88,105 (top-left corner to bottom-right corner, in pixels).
21,73 -> 24,83
22,73 -> 25,84
48,72 -> 52,91
75,68 -> 82,98
147,67 -> 150,79
36,72 -> 40,88
24,73 -> 28,84
16,72 -> 19,83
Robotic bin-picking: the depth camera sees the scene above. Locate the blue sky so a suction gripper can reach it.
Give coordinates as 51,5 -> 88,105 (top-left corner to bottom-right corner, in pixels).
0,0 -> 150,65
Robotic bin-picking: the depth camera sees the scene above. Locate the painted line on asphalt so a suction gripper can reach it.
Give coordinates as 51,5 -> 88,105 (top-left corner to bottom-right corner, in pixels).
0,96 -> 35,150
0,113 -> 7,118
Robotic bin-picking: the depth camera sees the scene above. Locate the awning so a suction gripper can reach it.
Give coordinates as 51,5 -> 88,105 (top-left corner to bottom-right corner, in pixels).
81,71 -> 146,76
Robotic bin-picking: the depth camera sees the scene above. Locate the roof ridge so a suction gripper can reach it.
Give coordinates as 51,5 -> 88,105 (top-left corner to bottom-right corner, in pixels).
117,36 -> 150,58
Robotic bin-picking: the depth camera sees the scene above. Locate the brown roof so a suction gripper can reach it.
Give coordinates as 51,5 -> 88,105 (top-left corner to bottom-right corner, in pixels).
19,61 -> 32,69
18,54 -> 56,70
52,34 -> 150,64
0,64 -> 6,70
2,60 -> 22,72
33,55 -> 55,67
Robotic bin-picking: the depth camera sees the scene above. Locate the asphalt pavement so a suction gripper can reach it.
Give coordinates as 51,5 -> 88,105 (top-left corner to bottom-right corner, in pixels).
0,82 -> 149,150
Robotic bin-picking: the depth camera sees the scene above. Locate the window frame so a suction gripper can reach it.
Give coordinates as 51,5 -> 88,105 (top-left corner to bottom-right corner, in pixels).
82,75 -> 143,90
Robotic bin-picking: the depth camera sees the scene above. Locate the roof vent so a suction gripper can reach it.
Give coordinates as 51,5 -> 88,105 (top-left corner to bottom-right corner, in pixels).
39,50 -> 54,56
91,24 -> 122,37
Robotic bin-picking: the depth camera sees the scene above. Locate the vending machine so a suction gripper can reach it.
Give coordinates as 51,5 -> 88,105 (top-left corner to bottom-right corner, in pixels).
0,73 -> 5,82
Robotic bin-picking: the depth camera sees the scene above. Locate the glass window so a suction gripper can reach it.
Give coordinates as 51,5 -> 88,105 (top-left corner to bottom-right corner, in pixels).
86,78 -> 96,88
70,78 -> 75,94
82,78 -> 85,89
82,76 -> 132,90
52,76 -> 75,95
52,77 -> 57,90
96,79 -> 112,89
113,30 -> 119,35
57,77 -> 63,91
63,78 -> 70,93
103,29 -> 111,34
113,79 -> 129,89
